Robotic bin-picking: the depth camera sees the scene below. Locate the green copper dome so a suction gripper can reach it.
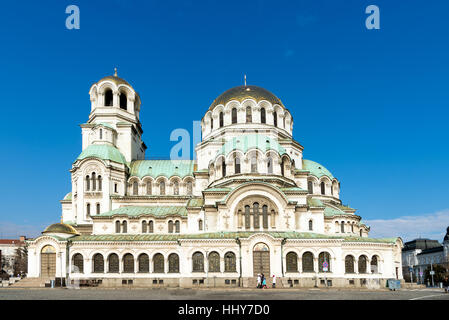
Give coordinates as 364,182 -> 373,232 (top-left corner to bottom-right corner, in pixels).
302,159 -> 335,179
76,144 -> 127,165
216,135 -> 287,158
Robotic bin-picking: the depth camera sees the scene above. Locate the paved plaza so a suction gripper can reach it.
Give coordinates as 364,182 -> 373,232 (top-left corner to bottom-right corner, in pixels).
0,287 -> 448,300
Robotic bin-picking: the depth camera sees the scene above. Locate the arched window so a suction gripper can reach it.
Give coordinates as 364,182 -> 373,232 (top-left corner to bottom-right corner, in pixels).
96,203 -> 100,215
149,220 -> 154,233
99,129 -> 103,140
146,181 -> 152,195
224,252 -> 236,272
253,202 -> 260,229
281,158 -> 285,176
345,255 -> 355,273
105,89 -> 113,106
98,175 -> 102,191
92,172 -> 96,190
244,205 -> 250,229
210,117 -> 213,130
85,175 -> 90,191
260,107 -> 266,123
262,205 -> 268,229
320,182 -> 325,195
208,251 -> 220,272
115,220 -> 120,233
108,253 -> 119,273
153,253 -> 164,273
319,252 -> 331,272
351,223 -> 354,233
93,253 -> 104,273
231,108 -> 237,124
138,254 -> 149,273
123,253 -> 134,273
308,181 -> 313,194
160,181 -> 165,195
192,252 -> 204,272
173,181 -> 179,195
175,220 -> 180,233
219,112 -> 224,127
132,181 -> 138,195
246,106 -> 252,123
119,93 -> 127,110
251,156 -> 257,173
221,158 -> 226,177
168,220 -> 174,233
286,252 -> 298,272
273,111 -> 278,127
198,219 -> 203,231
371,255 -> 379,273
72,253 -> 84,273
358,255 -> 367,274
360,229 -> 363,237
267,157 -> 273,174
122,221 -> 127,233
308,219 -> 313,231
86,203 -> 91,217
186,181 -> 193,195
142,221 -> 147,233
168,253 -> 180,273
302,252 -> 314,272
341,221 -> 345,233
234,157 -> 241,174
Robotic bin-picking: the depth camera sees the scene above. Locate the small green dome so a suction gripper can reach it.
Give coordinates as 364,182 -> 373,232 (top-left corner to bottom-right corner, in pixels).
302,159 -> 335,179
216,135 -> 287,158
42,223 -> 79,235
76,144 -> 127,165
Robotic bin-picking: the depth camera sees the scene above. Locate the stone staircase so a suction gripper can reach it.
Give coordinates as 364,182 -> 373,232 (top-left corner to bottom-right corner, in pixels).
9,277 -> 54,288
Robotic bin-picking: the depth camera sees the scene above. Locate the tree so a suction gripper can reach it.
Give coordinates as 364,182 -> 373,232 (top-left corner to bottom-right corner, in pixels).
13,246 -> 27,277
424,264 -> 448,284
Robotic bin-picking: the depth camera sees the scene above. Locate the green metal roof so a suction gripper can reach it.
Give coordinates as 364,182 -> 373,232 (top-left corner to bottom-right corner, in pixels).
96,122 -> 115,130
68,231 -> 398,244
216,135 -> 287,158
63,192 -> 72,201
76,144 -> 127,165
323,206 -> 347,217
307,198 -> 325,208
187,198 -> 204,207
280,187 -> 308,193
302,159 -> 335,179
95,206 -> 188,218
203,187 -> 232,192
129,160 -> 195,179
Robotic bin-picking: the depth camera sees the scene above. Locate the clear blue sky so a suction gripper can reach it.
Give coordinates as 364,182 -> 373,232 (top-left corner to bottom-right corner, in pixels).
0,0 -> 448,241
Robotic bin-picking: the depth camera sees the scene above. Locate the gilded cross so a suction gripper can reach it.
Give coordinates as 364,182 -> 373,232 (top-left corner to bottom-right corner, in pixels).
284,212 -> 291,228
102,224 -> 108,231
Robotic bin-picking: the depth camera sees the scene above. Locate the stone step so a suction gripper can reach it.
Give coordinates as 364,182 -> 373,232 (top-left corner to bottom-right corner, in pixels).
10,277 -> 54,288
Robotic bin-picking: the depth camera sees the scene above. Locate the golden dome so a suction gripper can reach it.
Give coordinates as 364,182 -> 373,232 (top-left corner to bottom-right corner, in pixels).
42,223 -> 80,235
209,85 -> 285,111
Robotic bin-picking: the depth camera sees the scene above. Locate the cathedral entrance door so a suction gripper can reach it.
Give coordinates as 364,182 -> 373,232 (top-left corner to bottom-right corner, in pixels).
253,243 -> 270,277
40,245 -> 56,277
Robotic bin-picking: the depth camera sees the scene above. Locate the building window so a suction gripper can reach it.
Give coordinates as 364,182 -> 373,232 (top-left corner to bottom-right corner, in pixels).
308,181 -> 313,194
86,175 -> 90,191
273,111 -> 277,127
208,252 -> 220,272
168,220 -> 174,233
123,253 -> 134,273
108,253 -> 119,273
173,181 -> 179,195
146,182 -> 152,195
222,158 -> 226,177
96,203 -> 100,215
286,252 -> 298,272
115,221 -> 120,233
160,181 -> 165,195
92,172 -> 96,190
153,253 -> 164,273
93,253 -> 104,273
192,252 -> 204,272
341,221 -> 345,233
360,229 -> 363,237
132,181 -> 138,195
72,253 -> 84,273
119,93 -> 127,110
198,219 -> 203,231
142,221 -> 147,233
231,108 -> 237,124
122,221 -> 127,233
308,219 -> 313,231
320,182 -> 325,195
253,202 -> 260,229
149,220 -> 154,233
234,157 -> 241,174
351,223 -> 354,233
105,89 -> 113,106
210,117 -> 213,130
262,205 -> 268,229
371,255 -> 379,273
244,205 -> 251,230
260,107 -> 266,123
114,183 -> 118,193
345,255 -> 355,273
302,252 -> 314,272
86,203 -> 91,217
186,180 -> 193,195
358,255 -> 367,274
224,252 -> 236,272
138,254 -> 149,273
267,157 -> 273,174
168,253 -> 180,273
246,106 -> 252,123
99,129 -> 103,140
251,156 -> 257,173
175,220 -> 180,233
319,252 -> 331,272
98,175 -> 102,191
219,112 -> 224,127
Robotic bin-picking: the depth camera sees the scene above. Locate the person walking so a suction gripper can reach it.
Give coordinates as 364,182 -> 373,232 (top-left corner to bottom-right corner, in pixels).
443,276 -> 449,293
262,274 -> 267,289
257,274 -> 261,289
272,274 -> 276,288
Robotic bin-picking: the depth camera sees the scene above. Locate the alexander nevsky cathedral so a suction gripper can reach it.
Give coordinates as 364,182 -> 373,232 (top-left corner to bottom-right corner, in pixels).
27,71 -> 403,288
